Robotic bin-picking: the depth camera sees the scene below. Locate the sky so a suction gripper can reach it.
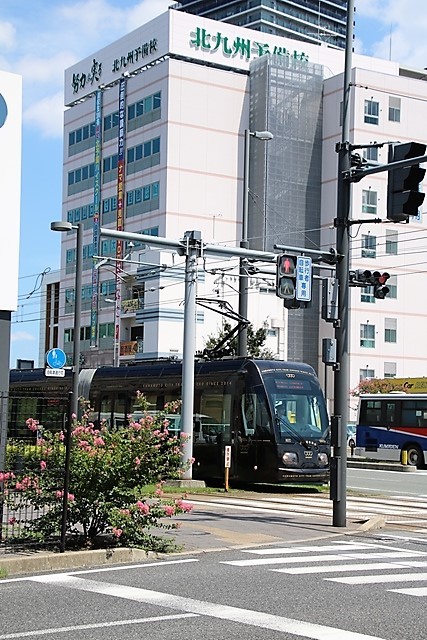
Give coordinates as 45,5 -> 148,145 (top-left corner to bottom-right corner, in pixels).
2,0 -> 427,367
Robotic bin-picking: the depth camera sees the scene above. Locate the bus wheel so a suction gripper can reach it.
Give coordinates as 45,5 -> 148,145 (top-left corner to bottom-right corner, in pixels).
404,446 -> 424,469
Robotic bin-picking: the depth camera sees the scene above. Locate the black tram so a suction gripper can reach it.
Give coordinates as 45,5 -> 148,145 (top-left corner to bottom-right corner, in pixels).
9,358 -> 330,484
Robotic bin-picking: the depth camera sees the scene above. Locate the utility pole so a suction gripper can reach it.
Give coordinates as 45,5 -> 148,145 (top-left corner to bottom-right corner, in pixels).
330,0 -> 355,527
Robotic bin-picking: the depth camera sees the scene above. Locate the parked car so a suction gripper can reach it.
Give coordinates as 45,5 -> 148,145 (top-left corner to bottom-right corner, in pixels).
347,424 -> 356,449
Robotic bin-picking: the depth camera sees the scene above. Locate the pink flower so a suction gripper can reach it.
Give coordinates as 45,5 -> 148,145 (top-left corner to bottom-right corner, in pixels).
8,517 -> 16,525
134,457 -> 141,467
136,500 -> 150,514
26,418 -> 39,432
93,437 -> 105,446
56,490 -> 63,499
175,499 -> 193,513
112,527 -> 122,538
163,504 -> 175,517
40,461 -> 47,471
68,493 -> 75,502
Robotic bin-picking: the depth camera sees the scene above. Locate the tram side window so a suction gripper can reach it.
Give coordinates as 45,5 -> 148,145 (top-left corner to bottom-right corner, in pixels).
242,393 -> 272,439
402,401 -> 427,428
198,390 -> 232,444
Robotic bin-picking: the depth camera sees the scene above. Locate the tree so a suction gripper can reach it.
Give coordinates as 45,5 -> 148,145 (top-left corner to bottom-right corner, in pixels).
2,399 -> 193,551
351,378 -> 406,396
204,321 -> 275,358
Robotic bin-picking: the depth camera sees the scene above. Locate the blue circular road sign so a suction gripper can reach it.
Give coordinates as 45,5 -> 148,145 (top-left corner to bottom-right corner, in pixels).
46,348 -> 67,369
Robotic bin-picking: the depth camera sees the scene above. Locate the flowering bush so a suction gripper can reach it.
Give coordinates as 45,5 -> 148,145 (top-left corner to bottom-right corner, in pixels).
2,399 -> 193,551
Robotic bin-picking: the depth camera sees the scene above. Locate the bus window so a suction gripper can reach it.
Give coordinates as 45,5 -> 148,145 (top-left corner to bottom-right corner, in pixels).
402,401 -> 427,427
364,400 -> 382,425
385,402 -> 397,425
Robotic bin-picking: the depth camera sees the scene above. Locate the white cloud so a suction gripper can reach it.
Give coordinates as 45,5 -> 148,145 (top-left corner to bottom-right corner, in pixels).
0,20 -> 16,49
23,91 -> 64,138
356,0 -> 427,68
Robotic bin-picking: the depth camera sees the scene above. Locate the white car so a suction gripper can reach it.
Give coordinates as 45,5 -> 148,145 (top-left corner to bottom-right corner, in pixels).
347,425 -> 356,449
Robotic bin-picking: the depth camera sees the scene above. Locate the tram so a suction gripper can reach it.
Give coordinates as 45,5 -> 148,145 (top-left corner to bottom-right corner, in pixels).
9,358 -> 330,484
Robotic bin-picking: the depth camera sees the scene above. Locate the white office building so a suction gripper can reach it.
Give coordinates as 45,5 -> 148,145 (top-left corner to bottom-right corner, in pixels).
52,9 -> 427,417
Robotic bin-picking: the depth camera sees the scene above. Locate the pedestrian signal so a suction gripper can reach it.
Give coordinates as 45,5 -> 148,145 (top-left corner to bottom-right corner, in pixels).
276,254 -> 297,300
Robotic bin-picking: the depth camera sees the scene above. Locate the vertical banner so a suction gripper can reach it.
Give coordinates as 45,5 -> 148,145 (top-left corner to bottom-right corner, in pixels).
90,89 -> 103,348
114,77 -> 127,366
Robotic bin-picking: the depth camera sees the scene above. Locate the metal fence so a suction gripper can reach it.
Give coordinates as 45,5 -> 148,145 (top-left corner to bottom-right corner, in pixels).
0,392 -> 70,553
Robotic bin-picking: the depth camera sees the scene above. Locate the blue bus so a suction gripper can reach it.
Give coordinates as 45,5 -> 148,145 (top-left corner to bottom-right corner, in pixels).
356,393 -> 427,468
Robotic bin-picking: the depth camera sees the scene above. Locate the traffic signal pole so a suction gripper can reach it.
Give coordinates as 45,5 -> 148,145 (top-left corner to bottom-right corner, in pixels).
330,0 -> 355,527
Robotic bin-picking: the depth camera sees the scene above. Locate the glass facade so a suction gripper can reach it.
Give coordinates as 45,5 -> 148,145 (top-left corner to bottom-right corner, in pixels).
175,0 -> 347,49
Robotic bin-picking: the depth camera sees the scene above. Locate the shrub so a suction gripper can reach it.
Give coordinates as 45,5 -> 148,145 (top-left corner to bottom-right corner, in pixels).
1,399 -> 193,550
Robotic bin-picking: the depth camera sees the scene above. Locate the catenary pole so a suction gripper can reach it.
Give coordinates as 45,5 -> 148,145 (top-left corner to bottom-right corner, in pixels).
331,0 -> 355,527
238,129 -> 250,357
180,233 -> 200,479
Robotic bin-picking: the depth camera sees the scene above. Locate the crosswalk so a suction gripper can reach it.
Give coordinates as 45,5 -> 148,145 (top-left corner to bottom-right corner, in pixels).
191,493 -> 427,530
221,540 -> 427,597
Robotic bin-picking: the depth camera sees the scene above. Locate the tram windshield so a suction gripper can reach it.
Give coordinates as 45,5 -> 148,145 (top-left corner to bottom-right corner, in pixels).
263,372 -> 329,442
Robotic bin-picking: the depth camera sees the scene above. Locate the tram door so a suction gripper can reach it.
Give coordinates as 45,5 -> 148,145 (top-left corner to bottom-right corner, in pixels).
192,384 -> 233,480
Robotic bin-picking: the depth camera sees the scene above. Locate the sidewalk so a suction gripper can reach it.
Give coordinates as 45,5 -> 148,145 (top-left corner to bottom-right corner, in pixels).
0,491 -> 384,578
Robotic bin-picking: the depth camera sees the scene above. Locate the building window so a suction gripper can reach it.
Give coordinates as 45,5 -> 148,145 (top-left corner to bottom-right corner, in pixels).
386,275 -> 397,299
104,111 -> 119,131
360,323 -> 375,348
388,96 -> 401,123
362,190 -> 377,215
361,286 -> 375,303
64,328 -> 74,343
363,146 -> 378,162
384,362 -> 397,378
384,318 -> 397,343
360,368 -> 375,380
361,234 -> 376,258
364,99 -> 379,125
99,322 -> 115,339
385,229 -> 398,255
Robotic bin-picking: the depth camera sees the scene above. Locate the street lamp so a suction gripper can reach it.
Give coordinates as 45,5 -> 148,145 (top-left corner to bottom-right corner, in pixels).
50,220 -> 83,418
238,129 -> 273,357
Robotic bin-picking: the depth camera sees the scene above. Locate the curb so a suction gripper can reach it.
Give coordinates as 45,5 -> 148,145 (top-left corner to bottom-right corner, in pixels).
347,460 -> 416,472
357,515 -> 386,532
0,547 -> 157,577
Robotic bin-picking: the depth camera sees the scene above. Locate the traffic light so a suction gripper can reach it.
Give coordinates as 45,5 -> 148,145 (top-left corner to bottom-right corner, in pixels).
351,269 -> 375,285
276,254 -> 297,300
387,142 -> 426,222
372,271 -> 390,299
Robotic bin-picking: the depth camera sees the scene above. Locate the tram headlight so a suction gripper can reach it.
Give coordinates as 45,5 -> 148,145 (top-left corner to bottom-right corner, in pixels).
318,452 -> 329,466
282,451 -> 298,466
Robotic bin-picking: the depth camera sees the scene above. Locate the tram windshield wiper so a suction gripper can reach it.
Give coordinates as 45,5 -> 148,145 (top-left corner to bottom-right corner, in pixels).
277,415 -> 311,450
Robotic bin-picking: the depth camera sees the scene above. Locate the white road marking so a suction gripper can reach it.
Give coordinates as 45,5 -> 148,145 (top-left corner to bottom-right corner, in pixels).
391,586 -> 427,596
274,561 -> 427,575
0,558 -> 199,585
0,614 -> 198,639
29,574 -> 389,640
243,543 -> 381,555
222,550 -> 425,567
327,572 -> 427,585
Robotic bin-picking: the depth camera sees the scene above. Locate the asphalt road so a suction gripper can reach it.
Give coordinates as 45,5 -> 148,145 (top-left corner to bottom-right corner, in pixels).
2,532 -> 427,640
347,466 -> 427,496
